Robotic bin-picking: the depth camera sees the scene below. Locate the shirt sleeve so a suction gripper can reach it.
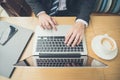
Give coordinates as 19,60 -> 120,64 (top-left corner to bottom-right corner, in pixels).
76,0 -> 96,23
37,11 -> 46,16
25,0 -> 45,15
76,19 -> 88,27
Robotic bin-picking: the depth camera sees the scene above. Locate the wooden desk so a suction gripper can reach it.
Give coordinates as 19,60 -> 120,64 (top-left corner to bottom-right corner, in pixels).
0,16 -> 120,80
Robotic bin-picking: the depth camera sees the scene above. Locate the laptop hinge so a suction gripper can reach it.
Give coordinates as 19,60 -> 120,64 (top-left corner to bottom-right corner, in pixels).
39,53 -> 81,58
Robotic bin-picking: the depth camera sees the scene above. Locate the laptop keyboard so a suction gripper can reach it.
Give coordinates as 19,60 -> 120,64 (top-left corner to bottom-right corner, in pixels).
36,58 -> 84,67
36,36 -> 84,52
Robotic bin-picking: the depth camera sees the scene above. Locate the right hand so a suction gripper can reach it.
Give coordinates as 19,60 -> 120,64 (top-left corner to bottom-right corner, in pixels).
38,12 -> 57,31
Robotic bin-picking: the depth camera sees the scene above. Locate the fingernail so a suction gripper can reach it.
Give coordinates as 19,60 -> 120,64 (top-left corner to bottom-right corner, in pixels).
67,44 -> 70,47
72,45 -> 75,47
55,27 -> 57,31
64,40 -> 66,44
55,29 -> 57,31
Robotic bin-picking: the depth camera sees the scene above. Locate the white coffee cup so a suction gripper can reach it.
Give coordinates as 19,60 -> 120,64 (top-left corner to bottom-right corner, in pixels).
98,34 -> 117,54
91,34 -> 118,60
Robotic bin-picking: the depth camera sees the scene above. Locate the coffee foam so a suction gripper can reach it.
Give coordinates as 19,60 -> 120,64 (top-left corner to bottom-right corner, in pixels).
101,38 -> 115,50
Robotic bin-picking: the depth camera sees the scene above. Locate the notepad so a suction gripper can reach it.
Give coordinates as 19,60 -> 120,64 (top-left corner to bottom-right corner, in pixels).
0,21 -> 33,78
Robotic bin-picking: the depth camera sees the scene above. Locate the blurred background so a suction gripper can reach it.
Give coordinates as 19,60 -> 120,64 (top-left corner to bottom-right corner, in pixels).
0,0 -> 120,17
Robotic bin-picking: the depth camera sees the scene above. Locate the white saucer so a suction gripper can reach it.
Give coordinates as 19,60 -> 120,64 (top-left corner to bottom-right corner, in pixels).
91,34 -> 118,60
91,59 -> 106,67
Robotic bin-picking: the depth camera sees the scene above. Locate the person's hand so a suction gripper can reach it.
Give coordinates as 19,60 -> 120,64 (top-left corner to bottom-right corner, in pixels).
65,22 -> 85,47
38,12 -> 57,30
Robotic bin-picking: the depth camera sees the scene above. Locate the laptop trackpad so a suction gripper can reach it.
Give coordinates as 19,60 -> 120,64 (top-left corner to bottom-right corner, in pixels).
36,25 -> 72,36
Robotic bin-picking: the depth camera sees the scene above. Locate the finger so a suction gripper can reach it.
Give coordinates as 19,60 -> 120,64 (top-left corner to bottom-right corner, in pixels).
52,17 -> 57,25
40,19 -> 46,29
42,20 -> 50,30
48,20 -> 56,30
51,18 -> 57,31
45,21 -> 52,30
39,21 -> 45,29
52,24 -> 57,31
64,31 -> 73,44
77,34 -> 83,45
67,32 -> 76,46
72,34 -> 80,47
38,19 -> 45,29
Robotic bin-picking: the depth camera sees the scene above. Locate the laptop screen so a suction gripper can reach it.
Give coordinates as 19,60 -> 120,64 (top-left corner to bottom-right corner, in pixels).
14,55 -> 107,68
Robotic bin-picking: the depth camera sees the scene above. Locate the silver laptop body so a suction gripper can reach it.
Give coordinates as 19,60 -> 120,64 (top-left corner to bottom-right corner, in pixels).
14,25 -> 107,68
33,25 -> 87,55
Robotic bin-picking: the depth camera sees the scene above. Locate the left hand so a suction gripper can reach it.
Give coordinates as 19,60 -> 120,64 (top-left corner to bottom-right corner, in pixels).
64,22 -> 85,47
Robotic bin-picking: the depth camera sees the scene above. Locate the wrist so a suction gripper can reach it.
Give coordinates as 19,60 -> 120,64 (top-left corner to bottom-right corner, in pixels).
37,11 -> 46,17
75,21 -> 85,29
76,19 -> 88,27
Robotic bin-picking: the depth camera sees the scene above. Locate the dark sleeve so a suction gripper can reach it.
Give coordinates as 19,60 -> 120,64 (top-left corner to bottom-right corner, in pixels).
25,0 -> 44,15
76,0 -> 96,23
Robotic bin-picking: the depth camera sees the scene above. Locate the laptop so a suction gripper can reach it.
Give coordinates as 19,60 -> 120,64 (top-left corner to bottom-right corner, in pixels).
14,25 -> 107,68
